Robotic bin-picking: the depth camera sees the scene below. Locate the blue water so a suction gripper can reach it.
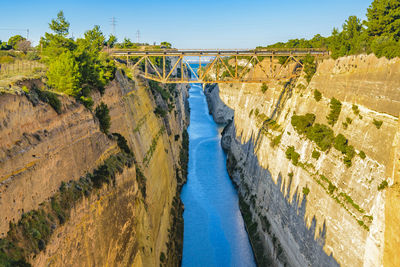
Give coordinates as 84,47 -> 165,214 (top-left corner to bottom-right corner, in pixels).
181,64 -> 256,267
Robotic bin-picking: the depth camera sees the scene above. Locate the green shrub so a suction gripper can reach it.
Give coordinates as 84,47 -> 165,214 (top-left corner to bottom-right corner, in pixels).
95,102 -> 111,133
326,98 -> 342,126
378,180 -> 388,191
306,123 -> 335,151
302,187 -> 310,196
291,113 -> 316,134
154,106 -> 167,117
346,117 -> 353,124
359,151 -> 366,159
261,83 -> 268,93
270,134 -> 282,147
314,89 -> 322,102
312,150 -> 321,160
286,146 -> 300,166
31,87 -> 62,114
303,55 -> 316,83
47,50 -> 81,96
373,119 -> 383,129
79,96 -> 94,110
352,104 -> 360,115
334,134 -> 348,153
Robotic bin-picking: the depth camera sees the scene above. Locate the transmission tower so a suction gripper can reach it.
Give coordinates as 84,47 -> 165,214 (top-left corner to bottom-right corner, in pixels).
110,17 -> 117,36
136,30 -> 140,44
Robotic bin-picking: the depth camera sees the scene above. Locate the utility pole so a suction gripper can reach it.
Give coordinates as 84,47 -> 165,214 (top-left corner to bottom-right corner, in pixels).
136,30 -> 140,44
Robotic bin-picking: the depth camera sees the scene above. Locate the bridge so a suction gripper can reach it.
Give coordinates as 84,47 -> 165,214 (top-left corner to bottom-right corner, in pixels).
110,49 -> 329,84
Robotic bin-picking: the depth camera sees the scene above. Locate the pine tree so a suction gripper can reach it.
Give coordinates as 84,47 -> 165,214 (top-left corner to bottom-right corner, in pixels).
366,0 -> 400,40
47,51 -> 81,96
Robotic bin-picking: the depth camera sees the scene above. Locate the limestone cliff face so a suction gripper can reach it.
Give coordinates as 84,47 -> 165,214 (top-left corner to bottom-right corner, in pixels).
0,68 -> 189,266
204,83 -> 234,124
207,54 -> 400,266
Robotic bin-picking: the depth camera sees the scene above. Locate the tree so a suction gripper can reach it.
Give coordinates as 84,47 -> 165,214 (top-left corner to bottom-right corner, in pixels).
16,40 -> 31,53
366,0 -> 400,40
95,102 -> 111,133
8,35 -> 26,49
161,41 -> 172,48
342,16 -> 363,54
106,35 -> 117,48
47,50 -> 81,96
49,11 -> 70,36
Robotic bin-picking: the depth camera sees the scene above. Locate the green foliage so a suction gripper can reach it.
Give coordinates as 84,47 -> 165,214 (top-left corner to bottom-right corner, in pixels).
303,55 -> 316,83
378,180 -> 388,191
312,150 -> 321,160
106,35 -> 117,48
260,0 -> 400,60
261,83 -> 268,93
320,175 -> 337,195
270,134 -> 282,147
334,134 -> 348,153
160,41 -> 172,48
135,167 -> 147,198
154,106 -> 167,117
333,134 -> 355,167
302,187 -> 310,196
79,96 -> 94,110
352,104 -> 360,115
42,12 -> 115,97
49,11 -> 70,36
314,89 -> 322,102
326,97 -> 342,126
26,86 -> 62,114
8,35 -> 26,49
340,192 -> 365,213
366,0 -> 400,40
290,113 -> 335,151
291,113 -> 316,134
359,150 -> 366,159
0,138 -> 134,265
371,35 -> 400,59
47,50 -> 81,96
306,123 -> 335,151
286,146 -> 300,166
95,102 -> 111,134
373,119 -> 383,129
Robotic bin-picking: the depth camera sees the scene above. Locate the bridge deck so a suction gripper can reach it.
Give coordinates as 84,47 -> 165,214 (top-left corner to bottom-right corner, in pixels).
111,49 -> 329,57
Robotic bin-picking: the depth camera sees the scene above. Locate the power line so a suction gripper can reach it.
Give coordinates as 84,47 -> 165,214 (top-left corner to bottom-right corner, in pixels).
0,28 -> 29,39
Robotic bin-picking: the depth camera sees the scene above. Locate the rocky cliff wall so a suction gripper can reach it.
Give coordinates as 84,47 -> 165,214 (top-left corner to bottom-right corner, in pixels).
0,66 -> 189,266
206,54 -> 400,266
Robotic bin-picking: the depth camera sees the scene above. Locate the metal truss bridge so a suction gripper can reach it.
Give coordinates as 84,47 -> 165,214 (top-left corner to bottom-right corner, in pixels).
111,49 -> 329,84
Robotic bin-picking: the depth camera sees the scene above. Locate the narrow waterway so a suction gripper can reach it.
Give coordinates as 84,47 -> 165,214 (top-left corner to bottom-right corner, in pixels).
181,64 -> 256,267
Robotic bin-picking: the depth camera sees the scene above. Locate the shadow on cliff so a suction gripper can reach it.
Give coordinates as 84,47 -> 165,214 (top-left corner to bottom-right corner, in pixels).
224,121 -> 339,266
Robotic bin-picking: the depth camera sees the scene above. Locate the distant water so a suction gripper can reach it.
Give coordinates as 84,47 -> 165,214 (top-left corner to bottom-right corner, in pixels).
181,64 -> 256,267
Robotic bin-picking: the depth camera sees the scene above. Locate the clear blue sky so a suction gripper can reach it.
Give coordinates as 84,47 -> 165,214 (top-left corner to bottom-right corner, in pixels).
0,0 -> 372,49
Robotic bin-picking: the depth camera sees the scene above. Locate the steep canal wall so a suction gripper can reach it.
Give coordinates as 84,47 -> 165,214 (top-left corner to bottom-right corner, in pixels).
205,54 -> 400,266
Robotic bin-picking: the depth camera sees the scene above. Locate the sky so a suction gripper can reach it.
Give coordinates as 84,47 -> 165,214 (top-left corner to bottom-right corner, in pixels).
0,0 -> 372,49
